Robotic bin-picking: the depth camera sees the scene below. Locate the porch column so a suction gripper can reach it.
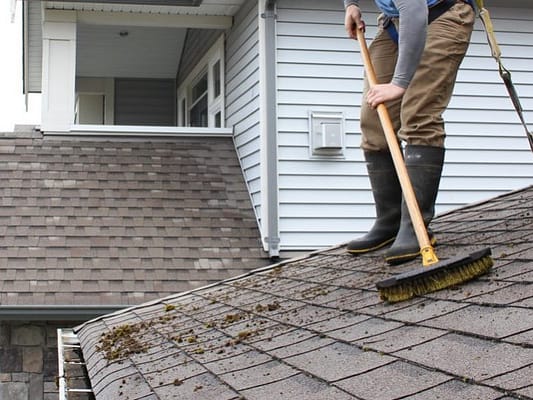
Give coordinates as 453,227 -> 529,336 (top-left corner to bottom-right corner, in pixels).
41,11 -> 77,132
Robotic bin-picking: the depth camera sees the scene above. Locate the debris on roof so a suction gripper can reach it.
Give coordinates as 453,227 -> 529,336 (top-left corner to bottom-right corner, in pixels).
74,185 -> 533,399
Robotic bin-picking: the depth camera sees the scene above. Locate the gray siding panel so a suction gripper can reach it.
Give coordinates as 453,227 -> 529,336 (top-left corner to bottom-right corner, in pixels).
177,29 -> 221,85
225,0 -> 262,227
115,78 -> 175,126
276,0 -> 533,249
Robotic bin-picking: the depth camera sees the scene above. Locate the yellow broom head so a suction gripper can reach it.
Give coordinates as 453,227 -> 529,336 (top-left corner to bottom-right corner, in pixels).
376,247 -> 493,303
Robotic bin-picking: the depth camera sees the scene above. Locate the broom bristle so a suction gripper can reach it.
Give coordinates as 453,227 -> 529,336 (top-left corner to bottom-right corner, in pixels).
376,248 -> 493,303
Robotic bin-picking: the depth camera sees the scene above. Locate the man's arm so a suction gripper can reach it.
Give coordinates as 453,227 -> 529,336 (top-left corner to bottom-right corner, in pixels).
393,0 -> 428,88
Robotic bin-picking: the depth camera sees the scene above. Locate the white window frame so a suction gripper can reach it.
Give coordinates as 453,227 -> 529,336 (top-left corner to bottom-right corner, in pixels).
177,34 -> 225,128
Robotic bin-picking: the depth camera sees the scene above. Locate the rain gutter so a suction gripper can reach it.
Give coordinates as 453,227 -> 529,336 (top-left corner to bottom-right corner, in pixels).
58,328 -> 94,400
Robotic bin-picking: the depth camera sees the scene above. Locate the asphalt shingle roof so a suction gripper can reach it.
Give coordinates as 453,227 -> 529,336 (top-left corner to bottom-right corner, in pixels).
0,129 -> 269,308
74,185 -> 533,399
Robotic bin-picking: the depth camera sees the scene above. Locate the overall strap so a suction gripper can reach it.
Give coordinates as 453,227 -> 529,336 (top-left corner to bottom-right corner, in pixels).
384,22 -> 398,44
428,0 -> 457,24
384,0 -> 474,44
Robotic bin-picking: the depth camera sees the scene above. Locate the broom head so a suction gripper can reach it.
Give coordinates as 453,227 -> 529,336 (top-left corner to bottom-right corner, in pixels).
376,247 -> 493,303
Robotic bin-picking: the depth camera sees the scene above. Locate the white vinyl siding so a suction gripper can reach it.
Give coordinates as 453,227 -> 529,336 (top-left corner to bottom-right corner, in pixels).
225,0 -> 262,226
275,0 -> 533,249
440,7 -> 533,206
276,0 -> 372,248
26,0 -> 43,93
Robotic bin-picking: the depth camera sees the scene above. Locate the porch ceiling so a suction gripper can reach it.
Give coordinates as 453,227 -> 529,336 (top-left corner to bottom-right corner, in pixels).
46,0 -> 242,80
76,23 -> 188,79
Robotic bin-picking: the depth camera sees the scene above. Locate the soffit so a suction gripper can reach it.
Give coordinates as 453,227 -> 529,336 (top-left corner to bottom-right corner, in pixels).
76,23 -> 188,79
45,0 -> 247,16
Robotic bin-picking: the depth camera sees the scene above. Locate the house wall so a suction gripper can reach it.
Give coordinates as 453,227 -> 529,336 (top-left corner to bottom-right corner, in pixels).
25,0 -> 533,251
274,0 -> 533,249
225,0 -> 263,230
0,321 -> 79,400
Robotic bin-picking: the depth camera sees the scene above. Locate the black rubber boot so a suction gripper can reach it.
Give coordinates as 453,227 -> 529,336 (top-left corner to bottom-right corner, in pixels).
385,145 -> 444,265
347,151 -> 402,254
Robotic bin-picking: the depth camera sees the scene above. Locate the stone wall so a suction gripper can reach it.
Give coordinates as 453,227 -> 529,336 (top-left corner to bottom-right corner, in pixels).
0,321 -> 81,400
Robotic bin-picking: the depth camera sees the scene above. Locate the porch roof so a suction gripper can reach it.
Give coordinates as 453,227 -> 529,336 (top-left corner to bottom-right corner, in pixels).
73,185 -> 533,399
23,0 -> 246,95
0,127 -> 270,318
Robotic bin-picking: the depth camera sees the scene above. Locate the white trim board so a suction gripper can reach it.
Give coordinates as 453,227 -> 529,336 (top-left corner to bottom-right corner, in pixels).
62,124 -> 233,137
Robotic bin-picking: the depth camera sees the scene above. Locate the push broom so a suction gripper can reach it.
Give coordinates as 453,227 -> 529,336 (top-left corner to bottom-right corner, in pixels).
355,28 -> 494,303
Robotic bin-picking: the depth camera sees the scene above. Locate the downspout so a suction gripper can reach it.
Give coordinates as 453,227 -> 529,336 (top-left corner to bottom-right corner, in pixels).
22,0 -> 29,110
260,0 -> 280,259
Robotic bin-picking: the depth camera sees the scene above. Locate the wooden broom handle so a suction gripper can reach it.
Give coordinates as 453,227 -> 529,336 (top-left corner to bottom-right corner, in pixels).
356,28 -> 438,265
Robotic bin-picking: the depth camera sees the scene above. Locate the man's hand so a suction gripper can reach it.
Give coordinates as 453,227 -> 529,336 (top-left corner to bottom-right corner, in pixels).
366,83 -> 406,108
344,4 -> 365,39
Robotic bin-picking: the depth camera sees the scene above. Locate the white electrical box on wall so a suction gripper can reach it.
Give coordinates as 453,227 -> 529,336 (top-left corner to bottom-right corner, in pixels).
309,111 -> 345,158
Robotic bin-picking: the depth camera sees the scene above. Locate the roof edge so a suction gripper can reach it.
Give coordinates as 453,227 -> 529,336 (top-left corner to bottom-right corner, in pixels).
0,305 -> 127,321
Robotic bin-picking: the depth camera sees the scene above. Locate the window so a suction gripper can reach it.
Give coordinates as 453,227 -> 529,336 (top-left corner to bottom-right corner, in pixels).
178,35 -> 224,128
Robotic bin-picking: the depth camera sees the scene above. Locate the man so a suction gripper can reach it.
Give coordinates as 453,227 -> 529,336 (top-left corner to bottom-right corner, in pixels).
344,0 -> 475,264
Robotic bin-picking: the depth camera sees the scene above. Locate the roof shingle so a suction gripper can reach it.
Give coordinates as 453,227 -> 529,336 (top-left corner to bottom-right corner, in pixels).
74,185 -> 533,399
0,130 -> 269,309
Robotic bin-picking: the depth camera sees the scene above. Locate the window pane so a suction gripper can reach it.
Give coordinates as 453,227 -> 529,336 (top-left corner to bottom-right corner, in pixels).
180,98 -> 186,126
215,111 -> 222,128
190,94 -> 208,127
213,60 -> 221,98
191,73 -> 208,103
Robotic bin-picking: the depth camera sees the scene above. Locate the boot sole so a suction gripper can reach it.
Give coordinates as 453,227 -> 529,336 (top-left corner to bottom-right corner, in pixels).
346,236 -> 396,255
